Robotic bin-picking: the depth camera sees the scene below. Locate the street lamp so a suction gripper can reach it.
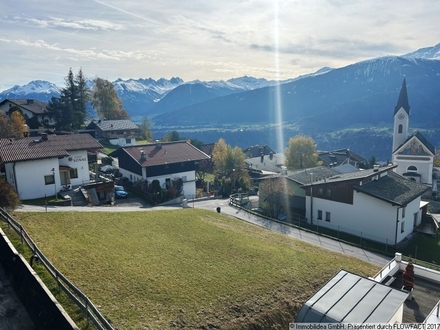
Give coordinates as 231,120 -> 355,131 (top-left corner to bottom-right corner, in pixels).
52,168 -> 57,200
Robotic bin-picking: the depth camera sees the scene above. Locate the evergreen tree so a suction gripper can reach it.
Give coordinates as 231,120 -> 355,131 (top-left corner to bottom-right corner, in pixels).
91,78 -> 129,120
48,68 -> 89,130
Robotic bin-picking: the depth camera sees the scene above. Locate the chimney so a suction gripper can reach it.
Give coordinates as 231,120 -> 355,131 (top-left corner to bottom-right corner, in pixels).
41,133 -> 48,141
156,140 -> 162,149
373,164 -> 379,172
260,153 -> 264,163
140,150 -> 146,161
27,99 -> 34,105
269,151 -> 273,160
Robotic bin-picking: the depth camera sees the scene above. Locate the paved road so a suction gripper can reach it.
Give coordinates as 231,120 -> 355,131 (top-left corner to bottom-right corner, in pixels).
15,197 -> 391,267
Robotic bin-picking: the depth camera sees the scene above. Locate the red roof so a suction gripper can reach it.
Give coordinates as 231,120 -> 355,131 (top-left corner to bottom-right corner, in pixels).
0,134 -> 102,163
114,141 -> 210,167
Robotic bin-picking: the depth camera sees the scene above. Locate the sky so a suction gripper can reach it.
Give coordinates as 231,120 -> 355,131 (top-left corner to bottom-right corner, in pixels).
1,0 -> 439,91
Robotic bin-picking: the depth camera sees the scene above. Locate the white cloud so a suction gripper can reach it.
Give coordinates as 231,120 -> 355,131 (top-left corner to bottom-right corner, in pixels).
0,0 -> 439,91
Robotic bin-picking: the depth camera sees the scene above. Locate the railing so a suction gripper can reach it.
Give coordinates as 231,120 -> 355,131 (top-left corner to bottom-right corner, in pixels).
0,207 -> 113,330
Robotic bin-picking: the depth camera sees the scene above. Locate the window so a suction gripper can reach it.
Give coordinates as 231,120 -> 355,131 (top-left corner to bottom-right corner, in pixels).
44,174 -> 55,185
165,178 -> 171,189
126,138 -> 131,144
325,212 -> 331,222
401,221 -> 405,233
413,213 -> 418,228
398,124 -> 403,133
326,189 -> 331,198
70,168 -> 78,179
402,207 -> 406,218
318,188 -> 323,195
317,210 -> 322,220
407,165 -> 417,172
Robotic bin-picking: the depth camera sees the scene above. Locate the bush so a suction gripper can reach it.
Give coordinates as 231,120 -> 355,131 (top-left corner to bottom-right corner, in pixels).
0,179 -> 20,210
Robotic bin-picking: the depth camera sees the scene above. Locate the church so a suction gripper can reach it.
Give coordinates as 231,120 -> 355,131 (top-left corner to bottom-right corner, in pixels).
391,78 -> 436,191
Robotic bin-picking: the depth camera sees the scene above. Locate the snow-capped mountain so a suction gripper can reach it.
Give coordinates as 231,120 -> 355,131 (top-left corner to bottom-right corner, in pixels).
402,43 -> 440,60
0,80 -> 60,101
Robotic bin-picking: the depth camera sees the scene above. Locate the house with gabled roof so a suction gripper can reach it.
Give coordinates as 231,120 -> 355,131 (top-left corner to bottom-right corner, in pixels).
391,78 -> 435,188
0,133 -> 101,200
318,148 -> 366,168
302,165 -> 430,245
0,99 -> 54,127
109,140 -> 210,198
86,119 -> 139,146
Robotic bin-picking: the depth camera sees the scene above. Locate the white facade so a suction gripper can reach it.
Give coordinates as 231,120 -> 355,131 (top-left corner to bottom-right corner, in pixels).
392,136 -> 434,185
109,137 -> 136,147
5,150 -> 91,200
118,168 -> 197,198
306,190 -> 422,245
392,107 -> 409,152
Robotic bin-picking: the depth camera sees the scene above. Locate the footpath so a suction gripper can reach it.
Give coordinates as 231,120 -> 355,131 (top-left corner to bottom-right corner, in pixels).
15,197 -> 391,267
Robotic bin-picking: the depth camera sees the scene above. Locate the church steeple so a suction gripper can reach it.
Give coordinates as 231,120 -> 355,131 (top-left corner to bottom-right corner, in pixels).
394,77 -> 410,116
392,77 -> 410,152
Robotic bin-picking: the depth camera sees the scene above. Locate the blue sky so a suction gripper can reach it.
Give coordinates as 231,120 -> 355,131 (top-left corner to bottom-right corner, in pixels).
1,0 -> 439,91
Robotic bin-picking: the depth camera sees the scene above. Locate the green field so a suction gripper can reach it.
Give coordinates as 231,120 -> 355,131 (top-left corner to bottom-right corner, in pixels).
10,209 -> 379,329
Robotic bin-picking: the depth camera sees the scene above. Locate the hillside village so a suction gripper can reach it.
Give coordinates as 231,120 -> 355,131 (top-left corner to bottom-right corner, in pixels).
1,76 -> 440,328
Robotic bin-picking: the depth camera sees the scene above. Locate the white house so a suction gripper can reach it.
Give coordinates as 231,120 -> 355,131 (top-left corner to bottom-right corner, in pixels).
109,140 -> 211,198
302,165 -> 430,245
0,99 -> 55,127
391,78 -> 435,188
0,133 -> 101,200
85,120 -> 139,147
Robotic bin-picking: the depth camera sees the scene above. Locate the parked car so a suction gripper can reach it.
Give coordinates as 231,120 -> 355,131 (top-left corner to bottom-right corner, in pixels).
115,185 -> 128,198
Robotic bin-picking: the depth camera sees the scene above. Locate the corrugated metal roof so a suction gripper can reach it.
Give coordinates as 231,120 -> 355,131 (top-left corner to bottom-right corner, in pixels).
0,134 -> 102,163
295,270 -> 408,323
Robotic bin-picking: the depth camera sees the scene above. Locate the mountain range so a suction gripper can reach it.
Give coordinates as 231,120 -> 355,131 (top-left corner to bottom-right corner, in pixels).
1,43 -> 439,161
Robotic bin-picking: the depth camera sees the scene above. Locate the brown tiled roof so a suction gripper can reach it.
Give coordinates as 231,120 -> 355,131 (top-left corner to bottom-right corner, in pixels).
112,140 -> 210,167
0,134 -> 102,163
0,99 -> 49,115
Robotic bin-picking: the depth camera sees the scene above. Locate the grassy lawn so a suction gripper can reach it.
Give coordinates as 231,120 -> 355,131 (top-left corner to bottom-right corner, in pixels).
9,209 -> 379,329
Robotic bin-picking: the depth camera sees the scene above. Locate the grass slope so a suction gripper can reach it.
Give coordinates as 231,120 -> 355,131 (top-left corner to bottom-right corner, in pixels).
13,209 -> 379,329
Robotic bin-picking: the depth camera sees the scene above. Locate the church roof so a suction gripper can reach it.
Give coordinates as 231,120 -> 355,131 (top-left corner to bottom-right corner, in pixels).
394,131 -> 435,156
394,77 -> 410,116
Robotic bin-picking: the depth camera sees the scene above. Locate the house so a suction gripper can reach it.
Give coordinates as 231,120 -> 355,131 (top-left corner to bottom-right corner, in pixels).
245,152 -> 285,177
302,165 -> 430,245
0,99 -> 54,127
85,120 -> 140,146
296,252 -> 440,325
258,165 -> 357,217
318,148 -> 366,168
243,144 -> 276,158
0,133 -> 102,200
391,78 -> 435,189
109,140 -> 211,198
